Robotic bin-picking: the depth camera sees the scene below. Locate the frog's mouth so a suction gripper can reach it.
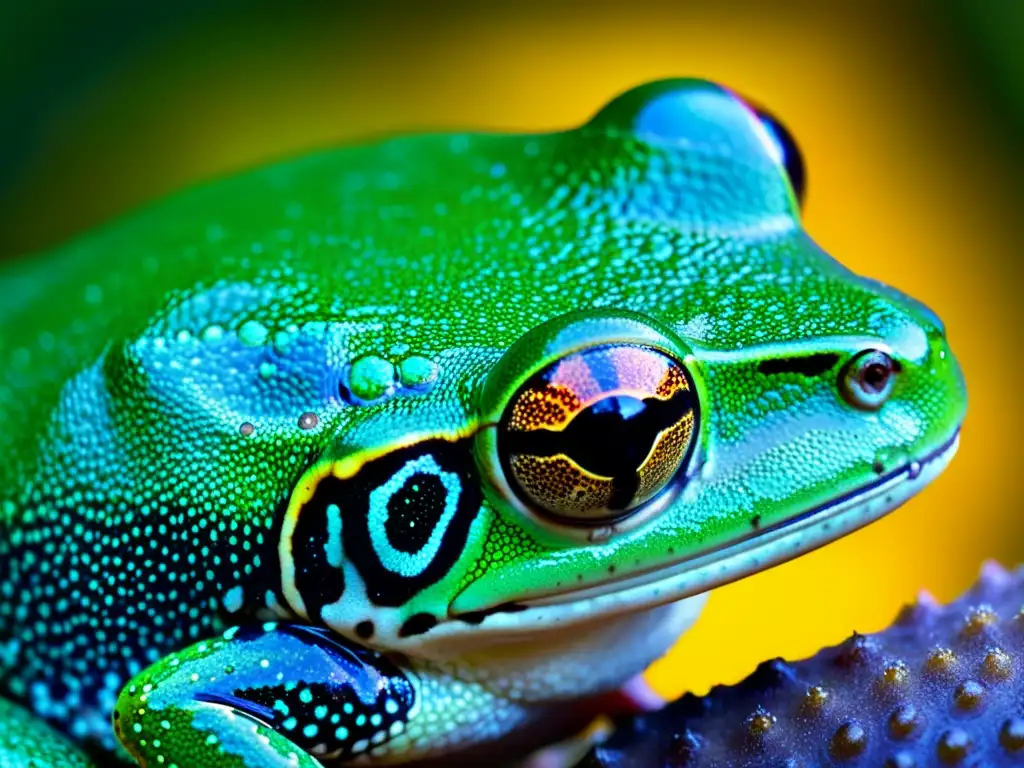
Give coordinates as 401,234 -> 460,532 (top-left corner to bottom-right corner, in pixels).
443,428 -> 960,639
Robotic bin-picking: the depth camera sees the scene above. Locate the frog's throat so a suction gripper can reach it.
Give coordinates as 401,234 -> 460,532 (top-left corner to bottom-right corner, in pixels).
433,428 -> 960,646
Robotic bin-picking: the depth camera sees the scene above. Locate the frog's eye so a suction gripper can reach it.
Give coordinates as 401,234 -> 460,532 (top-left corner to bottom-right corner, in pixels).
839,349 -> 899,410
753,106 -> 806,205
496,344 -> 698,525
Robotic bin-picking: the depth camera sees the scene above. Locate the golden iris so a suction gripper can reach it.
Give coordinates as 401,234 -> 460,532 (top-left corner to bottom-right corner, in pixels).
497,344 -> 698,524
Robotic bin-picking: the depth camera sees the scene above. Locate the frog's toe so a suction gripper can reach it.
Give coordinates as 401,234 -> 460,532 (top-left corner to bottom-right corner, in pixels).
115,689 -> 324,768
114,670 -> 326,768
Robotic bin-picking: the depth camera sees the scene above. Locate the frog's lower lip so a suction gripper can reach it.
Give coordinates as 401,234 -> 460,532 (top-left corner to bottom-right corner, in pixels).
448,429 -> 960,632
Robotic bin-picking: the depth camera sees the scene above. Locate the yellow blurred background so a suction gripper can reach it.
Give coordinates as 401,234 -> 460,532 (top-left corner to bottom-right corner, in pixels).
2,2 -> 1020,699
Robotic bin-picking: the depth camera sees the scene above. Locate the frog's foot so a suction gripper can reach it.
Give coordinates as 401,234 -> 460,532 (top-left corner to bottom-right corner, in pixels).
0,696 -> 98,767
114,622 -> 537,767
114,622 -> 412,767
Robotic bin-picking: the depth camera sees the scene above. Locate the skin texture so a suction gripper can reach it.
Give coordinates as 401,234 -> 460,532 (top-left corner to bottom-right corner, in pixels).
0,80 -> 966,766
0,698 -> 97,768
579,562 -> 1024,768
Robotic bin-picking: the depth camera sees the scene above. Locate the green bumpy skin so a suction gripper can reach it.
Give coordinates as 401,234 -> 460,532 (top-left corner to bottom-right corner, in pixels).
0,79 -> 967,766
580,562 -> 1024,768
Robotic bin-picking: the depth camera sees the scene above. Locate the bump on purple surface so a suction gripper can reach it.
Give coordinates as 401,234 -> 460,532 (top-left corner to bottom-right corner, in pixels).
579,562 -> 1024,767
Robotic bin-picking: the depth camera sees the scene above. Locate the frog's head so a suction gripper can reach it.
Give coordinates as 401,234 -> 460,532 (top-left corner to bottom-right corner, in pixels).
270,80 -> 966,661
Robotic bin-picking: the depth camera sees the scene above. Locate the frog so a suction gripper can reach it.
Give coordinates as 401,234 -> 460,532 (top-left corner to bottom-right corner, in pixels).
0,79 -> 967,767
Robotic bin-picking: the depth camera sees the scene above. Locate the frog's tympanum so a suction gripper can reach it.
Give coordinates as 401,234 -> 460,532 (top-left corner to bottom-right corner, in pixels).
0,80 -> 967,766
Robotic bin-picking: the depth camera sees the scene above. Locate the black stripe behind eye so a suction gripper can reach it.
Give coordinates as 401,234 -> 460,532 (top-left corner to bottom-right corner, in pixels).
757,353 -> 841,377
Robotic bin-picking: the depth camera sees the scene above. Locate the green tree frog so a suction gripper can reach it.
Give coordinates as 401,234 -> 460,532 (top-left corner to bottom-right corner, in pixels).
0,79 -> 967,766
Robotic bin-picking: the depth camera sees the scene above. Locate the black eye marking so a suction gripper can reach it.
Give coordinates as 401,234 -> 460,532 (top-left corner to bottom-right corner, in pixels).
384,472 -> 448,554
398,613 -> 438,638
757,353 -> 840,377
292,438 -> 481,608
291,494 -> 346,620
355,621 -> 375,640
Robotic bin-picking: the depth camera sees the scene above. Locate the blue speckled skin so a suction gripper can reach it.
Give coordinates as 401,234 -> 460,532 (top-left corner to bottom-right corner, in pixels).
0,79 -> 966,766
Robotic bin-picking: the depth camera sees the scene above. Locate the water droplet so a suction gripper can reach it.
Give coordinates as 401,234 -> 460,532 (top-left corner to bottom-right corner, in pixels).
258,362 -> 277,380
398,356 -> 438,388
298,412 -> 319,430
347,355 -> 396,401
907,461 -> 922,480
201,325 -> 225,342
239,320 -> 269,347
84,284 -> 103,305
273,330 -> 296,355
239,422 -> 255,436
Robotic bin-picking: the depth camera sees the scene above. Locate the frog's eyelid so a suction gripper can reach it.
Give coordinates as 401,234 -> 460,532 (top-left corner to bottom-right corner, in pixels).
756,353 -> 841,377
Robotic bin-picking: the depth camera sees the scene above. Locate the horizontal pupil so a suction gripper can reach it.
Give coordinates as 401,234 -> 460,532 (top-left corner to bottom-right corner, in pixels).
571,395 -> 663,510
568,396 -> 661,477
505,387 -> 693,510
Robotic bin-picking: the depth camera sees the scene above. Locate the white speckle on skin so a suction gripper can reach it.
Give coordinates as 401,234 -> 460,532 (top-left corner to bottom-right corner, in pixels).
222,586 -> 244,614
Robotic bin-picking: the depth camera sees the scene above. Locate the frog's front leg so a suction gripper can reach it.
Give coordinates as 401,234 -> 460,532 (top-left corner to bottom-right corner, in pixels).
114,622 -> 534,766
114,622 -> 413,766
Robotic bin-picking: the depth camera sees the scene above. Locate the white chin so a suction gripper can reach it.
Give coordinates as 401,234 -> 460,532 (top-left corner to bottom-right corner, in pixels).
430,594 -> 707,702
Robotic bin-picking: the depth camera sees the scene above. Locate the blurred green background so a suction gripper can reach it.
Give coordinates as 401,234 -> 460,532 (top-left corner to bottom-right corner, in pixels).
1,1 -> 1020,699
